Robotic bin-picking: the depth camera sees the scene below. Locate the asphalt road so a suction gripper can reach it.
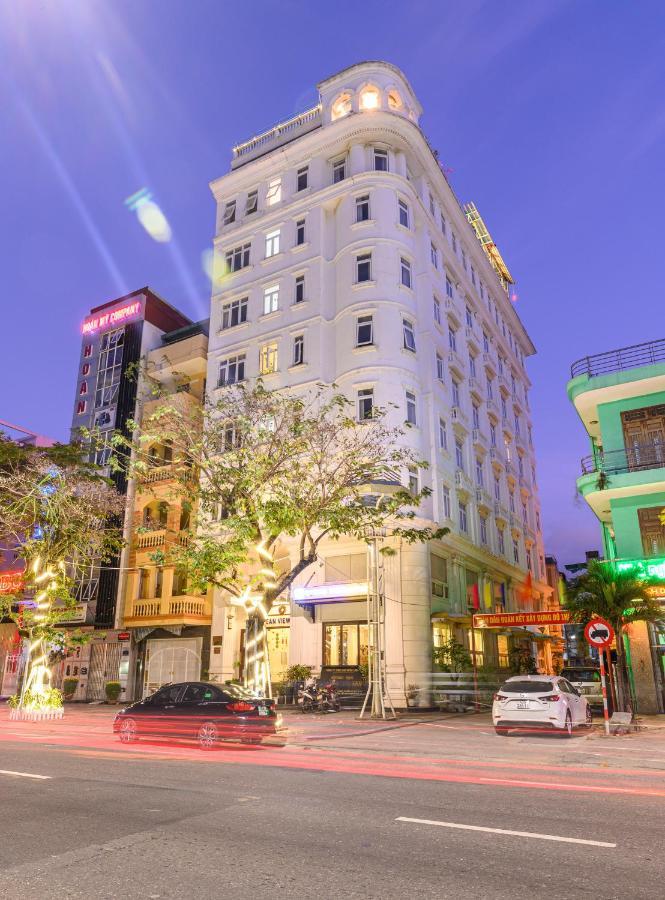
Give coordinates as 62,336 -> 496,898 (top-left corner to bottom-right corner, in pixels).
1,711 -> 664,899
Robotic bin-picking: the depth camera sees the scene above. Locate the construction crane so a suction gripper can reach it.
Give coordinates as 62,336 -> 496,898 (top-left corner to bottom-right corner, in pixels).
463,202 -> 515,294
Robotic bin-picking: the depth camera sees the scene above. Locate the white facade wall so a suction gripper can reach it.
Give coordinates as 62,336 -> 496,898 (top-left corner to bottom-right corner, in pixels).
205,62 -> 548,699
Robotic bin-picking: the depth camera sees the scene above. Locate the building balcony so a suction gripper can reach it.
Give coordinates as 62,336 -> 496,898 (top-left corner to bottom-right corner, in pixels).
568,338 -> 665,443
475,487 -> 492,510
123,594 -> 212,627
472,428 -> 488,451
494,502 -> 509,523
577,441 -> 665,521
134,529 -> 190,551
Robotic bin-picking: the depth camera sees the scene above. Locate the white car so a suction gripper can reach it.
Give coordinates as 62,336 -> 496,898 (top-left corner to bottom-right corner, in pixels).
492,675 -> 592,737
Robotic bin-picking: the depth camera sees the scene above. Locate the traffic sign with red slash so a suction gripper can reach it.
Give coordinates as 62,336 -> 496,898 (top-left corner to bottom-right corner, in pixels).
585,617 -> 615,734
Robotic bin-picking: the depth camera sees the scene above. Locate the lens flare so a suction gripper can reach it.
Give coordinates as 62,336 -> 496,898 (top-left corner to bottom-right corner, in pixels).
125,187 -> 172,242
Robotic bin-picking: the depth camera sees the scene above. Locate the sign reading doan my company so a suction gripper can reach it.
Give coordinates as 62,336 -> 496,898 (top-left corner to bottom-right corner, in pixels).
472,610 -> 572,628
82,300 -> 142,335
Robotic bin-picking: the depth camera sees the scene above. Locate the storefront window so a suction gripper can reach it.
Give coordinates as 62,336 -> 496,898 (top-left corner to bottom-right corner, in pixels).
432,621 -> 453,649
497,634 -> 509,668
465,628 -> 485,667
323,623 -> 368,666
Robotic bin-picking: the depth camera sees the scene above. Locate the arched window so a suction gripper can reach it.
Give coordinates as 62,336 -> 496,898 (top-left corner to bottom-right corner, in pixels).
388,89 -> 403,111
331,92 -> 352,120
359,85 -> 380,111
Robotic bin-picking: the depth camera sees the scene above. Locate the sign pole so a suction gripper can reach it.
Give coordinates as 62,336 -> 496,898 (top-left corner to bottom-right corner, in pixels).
470,625 -> 479,711
599,646 -> 611,737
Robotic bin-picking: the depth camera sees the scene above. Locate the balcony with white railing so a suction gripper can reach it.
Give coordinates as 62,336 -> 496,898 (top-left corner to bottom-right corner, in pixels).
231,105 -> 322,169
123,594 -> 212,627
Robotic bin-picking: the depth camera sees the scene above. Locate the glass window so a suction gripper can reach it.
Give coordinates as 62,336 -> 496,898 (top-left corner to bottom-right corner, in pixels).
221,297 -> 248,330
472,404 -> 480,429
259,342 -> 278,375
433,296 -> 441,324
429,193 -> 435,215
374,149 -> 388,171
263,284 -> 279,315
513,539 -> 520,564
266,177 -> 281,206
245,191 -> 258,215
439,418 -> 448,450
431,243 -> 438,268
402,318 -> 416,352
440,213 -> 447,235
295,274 -> 305,303
465,306 -> 473,327
296,166 -> 308,192
469,354 -> 477,378
408,466 -> 419,495
400,257 -> 412,288
225,243 -> 251,273
455,439 -> 464,469
323,623 -> 368,667
475,457 -> 484,486
398,199 -> 409,228
452,379 -> 460,407
360,86 -> 380,110
405,391 -> 417,425
480,516 -> 488,545
223,200 -> 236,225
296,219 -> 305,246
448,327 -> 457,352
356,253 -> 372,282
459,501 -> 468,534
498,528 -> 505,555
436,353 -> 444,381
332,158 -> 346,183
356,315 -> 373,346
265,230 -> 280,258
483,331 -> 489,352
446,276 -> 454,299
356,194 -> 370,222
490,423 -> 497,446
218,354 -> 245,387
183,683 -> 225,703
95,327 -> 124,408
358,388 -> 374,421
442,485 -> 451,518
293,334 -> 304,366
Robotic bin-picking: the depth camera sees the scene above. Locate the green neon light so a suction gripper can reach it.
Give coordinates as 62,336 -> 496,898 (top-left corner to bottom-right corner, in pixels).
615,557 -> 665,580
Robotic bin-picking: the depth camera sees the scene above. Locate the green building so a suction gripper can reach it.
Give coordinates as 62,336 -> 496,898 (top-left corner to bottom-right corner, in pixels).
568,338 -> 665,714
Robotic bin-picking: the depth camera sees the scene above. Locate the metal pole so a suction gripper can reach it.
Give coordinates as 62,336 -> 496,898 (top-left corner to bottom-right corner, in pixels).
470,625 -> 479,711
599,649 -> 611,736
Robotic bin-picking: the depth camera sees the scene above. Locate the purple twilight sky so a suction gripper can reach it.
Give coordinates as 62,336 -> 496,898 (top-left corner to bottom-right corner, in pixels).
1,1 -> 664,569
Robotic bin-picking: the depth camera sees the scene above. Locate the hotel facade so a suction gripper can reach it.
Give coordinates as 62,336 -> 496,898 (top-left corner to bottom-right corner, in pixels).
203,62 -> 551,704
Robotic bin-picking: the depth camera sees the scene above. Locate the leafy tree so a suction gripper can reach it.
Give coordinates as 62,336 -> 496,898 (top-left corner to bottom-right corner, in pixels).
565,559 -> 661,711
0,439 -> 124,715
120,380 -> 448,695
432,638 -> 472,673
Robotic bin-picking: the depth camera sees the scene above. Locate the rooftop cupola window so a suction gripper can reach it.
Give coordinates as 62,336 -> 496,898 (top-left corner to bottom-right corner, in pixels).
359,85 -> 380,111
388,89 -> 403,110
331,92 -> 352,120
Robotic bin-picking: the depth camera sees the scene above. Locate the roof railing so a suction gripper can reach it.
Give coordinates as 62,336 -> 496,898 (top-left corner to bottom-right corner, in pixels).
571,338 -> 665,379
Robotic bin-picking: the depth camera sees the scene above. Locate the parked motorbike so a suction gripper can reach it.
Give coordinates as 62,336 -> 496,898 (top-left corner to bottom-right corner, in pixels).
297,679 -> 341,713
318,682 -> 341,713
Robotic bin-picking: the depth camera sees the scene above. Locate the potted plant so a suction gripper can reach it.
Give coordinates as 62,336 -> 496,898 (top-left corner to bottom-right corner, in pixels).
105,681 -> 122,704
62,677 -> 79,701
405,683 -> 420,708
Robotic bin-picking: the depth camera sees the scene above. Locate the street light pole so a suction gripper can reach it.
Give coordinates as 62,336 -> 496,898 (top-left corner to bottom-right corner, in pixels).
360,528 -> 396,720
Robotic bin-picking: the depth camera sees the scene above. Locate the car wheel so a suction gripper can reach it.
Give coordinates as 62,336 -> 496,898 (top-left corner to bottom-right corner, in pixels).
198,721 -> 218,750
560,711 -> 573,738
495,727 -> 509,736
118,717 -> 138,743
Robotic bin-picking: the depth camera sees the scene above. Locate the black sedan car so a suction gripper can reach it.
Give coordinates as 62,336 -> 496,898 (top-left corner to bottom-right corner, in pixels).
113,682 -> 285,749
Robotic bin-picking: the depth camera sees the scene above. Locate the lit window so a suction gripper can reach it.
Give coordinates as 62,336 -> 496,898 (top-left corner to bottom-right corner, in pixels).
356,315 -> 374,347
263,284 -> 279,315
388,89 -> 402,110
265,230 -> 280,258
332,158 -> 346,183
402,318 -> 416,352
459,501 -> 468,534
398,199 -> 410,228
295,219 -> 306,246
331,92 -> 352,120
293,335 -> 304,366
442,485 -> 451,518
436,352 -> 445,381
374,149 -> 388,171
295,274 -> 305,304
266,178 -> 281,206
296,166 -> 308,192
259,342 -> 278,375
400,257 -> 412,288
246,190 -> 258,215
433,296 -> 441,324
439,418 -> 448,450
356,253 -> 372,283
218,354 -> 245,387
405,391 -> 417,425
358,388 -> 374,421
356,195 -> 370,222
221,297 -> 248,330
430,243 -> 439,268
223,201 -> 236,225
360,86 -> 380,110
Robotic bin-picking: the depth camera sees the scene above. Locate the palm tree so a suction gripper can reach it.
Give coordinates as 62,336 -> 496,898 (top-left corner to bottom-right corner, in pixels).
565,560 -> 662,712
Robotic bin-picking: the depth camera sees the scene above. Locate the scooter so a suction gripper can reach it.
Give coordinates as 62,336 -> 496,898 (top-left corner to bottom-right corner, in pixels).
297,678 -> 319,713
317,682 -> 341,713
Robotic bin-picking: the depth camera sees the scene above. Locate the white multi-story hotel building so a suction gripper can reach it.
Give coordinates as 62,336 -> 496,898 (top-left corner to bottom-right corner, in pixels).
206,62 -> 549,702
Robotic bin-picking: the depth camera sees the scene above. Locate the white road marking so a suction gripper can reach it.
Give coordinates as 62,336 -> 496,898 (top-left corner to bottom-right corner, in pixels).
0,769 -> 51,780
396,817 -> 616,847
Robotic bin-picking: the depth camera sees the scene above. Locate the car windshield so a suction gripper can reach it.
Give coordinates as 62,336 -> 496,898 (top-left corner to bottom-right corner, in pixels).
501,680 -> 555,694
561,669 -> 600,683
